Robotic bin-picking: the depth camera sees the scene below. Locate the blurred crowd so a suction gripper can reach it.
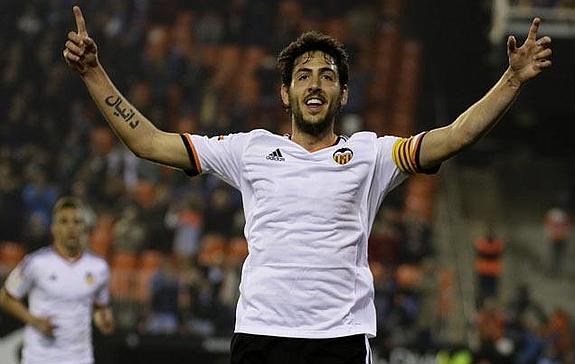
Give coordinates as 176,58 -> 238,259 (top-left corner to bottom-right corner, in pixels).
0,1 -> 573,363
473,291 -> 574,364
512,0 -> 575,8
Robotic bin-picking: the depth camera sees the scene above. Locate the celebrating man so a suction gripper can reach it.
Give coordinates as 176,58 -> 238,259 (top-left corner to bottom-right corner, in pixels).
63,6 -> 550,363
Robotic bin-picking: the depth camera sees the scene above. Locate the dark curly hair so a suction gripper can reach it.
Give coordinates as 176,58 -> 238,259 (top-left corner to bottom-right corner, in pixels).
277,31 -> 350,87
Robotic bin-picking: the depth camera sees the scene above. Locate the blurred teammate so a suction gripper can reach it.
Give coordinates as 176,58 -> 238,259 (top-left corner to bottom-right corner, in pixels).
63,6 -> 551,363
0,197 -> 114,364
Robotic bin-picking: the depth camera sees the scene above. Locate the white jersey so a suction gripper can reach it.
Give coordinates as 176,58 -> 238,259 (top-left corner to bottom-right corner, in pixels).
181,129 -> 432,338
4,247 -> 110,364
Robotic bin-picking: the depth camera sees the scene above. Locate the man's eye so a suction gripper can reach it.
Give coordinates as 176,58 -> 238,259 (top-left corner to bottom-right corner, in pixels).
322,74 -> 334,81
298,74 -> 308,81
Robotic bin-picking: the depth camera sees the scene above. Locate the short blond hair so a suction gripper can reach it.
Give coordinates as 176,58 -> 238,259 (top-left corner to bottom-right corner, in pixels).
52,196 -> 84,217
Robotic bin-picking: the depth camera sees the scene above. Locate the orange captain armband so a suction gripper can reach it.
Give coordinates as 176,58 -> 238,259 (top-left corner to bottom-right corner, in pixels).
392,132 -> 440,175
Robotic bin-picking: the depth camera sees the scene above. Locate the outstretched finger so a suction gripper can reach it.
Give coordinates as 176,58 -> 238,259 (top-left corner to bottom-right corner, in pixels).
536,36 -> 552,48
73,6 -> 88,36
507,35 -> 517,54
535,48 -> 552,61
527,18 -> 541,41
538,60 -> 552,69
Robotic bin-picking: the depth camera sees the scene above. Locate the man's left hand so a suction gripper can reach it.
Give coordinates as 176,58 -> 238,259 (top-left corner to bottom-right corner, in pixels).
94,307 -> 115,335
507,18 -> 552,86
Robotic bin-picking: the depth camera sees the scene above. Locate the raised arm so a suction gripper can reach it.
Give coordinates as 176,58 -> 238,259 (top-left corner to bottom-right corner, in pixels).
419,18 -> 552,170
63,6 -> 191,170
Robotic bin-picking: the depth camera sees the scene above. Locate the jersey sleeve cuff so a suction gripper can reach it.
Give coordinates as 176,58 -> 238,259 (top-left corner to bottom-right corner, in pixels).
94,302 -> 110,309
414,132 -> 441,175
180,133 -> 202,177
3,286 -> 24,300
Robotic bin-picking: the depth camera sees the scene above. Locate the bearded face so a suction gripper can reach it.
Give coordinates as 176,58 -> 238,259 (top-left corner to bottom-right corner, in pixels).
281,51 -> 348,136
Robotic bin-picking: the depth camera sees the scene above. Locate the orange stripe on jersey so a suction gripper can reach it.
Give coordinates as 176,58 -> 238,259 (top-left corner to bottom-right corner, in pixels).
183,133 -> 202,174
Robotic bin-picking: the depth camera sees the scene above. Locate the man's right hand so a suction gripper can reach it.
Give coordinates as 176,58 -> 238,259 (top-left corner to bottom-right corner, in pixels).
31,316 -> 57,337
59,5 -> 193,172
63,6 -> 99,75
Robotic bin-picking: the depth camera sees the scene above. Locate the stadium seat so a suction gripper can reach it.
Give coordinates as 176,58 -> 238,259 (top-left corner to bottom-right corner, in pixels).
132,181 -> 156,209
0,241 -> 26,277
135,250 -> 164,303
212,45 -> 241,89
225,237 -> 248,267
438,268 -> 454,319
89,213 -> 115,258
198,234 -> 226,267
242,47 -> 265,74
324,18 -> 347,42
110,251 -> 138,301
395,264 -> 422,289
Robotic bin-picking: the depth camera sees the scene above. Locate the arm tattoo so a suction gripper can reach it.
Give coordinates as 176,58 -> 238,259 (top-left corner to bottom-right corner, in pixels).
104,94 -> 140,129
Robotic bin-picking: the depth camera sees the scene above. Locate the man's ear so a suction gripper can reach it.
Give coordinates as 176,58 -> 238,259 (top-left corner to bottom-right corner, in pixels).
280,84 -> 290,109
340,84 -> 349,107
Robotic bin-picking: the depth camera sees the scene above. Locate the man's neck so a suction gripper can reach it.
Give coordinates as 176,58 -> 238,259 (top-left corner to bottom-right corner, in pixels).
290,124 -> 337,153
53,241 -> 83,261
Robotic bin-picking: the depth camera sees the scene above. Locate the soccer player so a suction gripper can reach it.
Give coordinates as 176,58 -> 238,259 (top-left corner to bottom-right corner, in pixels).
62,6 -> 551,363
0,197 -> 114,364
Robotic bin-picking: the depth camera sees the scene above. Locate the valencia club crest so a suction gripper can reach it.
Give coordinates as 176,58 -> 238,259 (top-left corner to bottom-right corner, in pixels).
333,148 -> 353,165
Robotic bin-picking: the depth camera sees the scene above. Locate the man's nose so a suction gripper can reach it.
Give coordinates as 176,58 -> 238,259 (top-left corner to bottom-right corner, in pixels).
308,80 -> 321,92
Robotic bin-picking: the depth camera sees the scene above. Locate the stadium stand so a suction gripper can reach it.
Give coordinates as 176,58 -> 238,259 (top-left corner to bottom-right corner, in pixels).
0,0 -> 573,363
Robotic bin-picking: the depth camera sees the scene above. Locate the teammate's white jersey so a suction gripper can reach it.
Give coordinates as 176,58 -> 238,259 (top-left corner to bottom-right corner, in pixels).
182,129 -> 432,339
4,247 -> 110,364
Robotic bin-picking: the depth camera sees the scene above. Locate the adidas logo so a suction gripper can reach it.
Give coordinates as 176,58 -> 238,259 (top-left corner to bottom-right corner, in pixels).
266,148 -> 285,162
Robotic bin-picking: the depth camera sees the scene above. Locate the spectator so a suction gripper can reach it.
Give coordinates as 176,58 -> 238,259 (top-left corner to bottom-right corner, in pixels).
165,195 -> 204,263
21,168 -> 58,230
508,284 -> 546,324
544,207 -> 572,277
0,157 -> 24,242
22,212 -> 51,253
513,311 -> 545,364
113,203 -> 146,253
399,209 -> 434,264
203,185 -> 236,238
414,258 -> 439,351
475,298 -> 514,364
368,208 -> 402,267
474,228 -> 504,306
144,257 -> 183,335
542,308 -> 574,363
